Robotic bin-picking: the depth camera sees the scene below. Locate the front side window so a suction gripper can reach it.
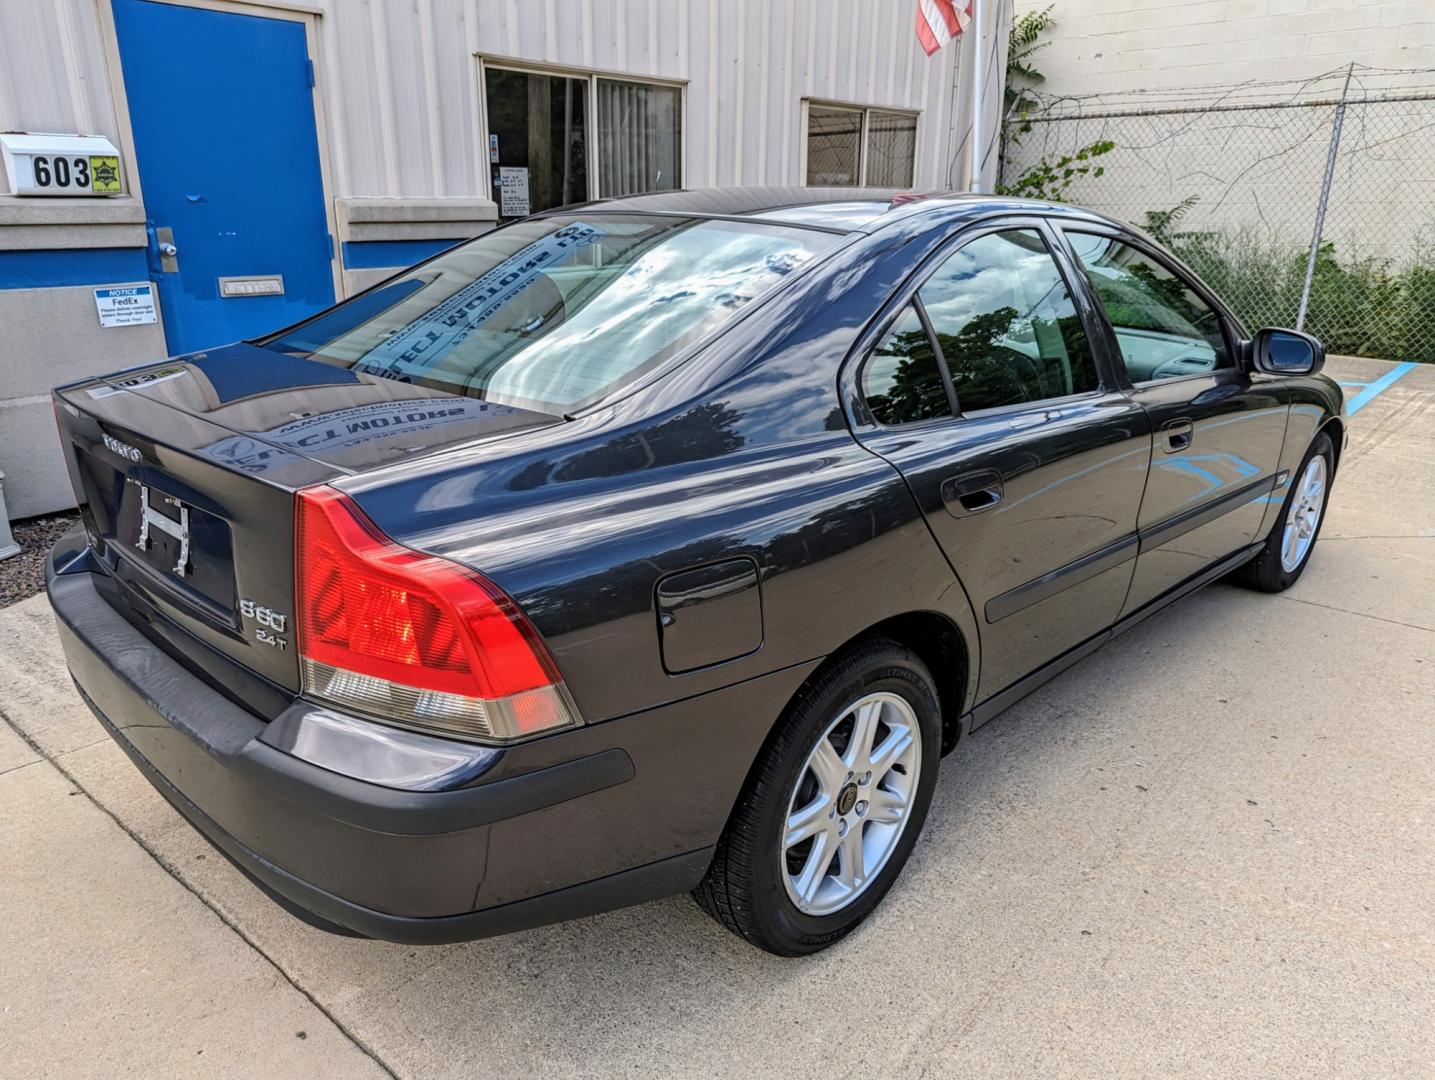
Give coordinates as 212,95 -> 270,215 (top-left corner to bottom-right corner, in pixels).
267,215 -> 835,414
805,103 -> 918,188
919,229 -> 1099,412
1066,232 -> 1232,382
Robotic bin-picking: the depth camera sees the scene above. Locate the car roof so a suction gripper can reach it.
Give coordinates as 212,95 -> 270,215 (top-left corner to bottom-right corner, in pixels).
547,186 -> 1120,235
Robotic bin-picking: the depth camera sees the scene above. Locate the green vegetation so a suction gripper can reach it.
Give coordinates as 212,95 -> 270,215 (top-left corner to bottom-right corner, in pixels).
997,5 -> 1114,203
996,5 -> 1432,363
1006,5 -> 1054,122
1142,207 -> 1435,363
996,140 -> 1115,203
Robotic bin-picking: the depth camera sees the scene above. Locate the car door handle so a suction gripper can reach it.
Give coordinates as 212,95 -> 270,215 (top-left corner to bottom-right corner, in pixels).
942,469 -> 1004,516
1162,419 -> 1194,453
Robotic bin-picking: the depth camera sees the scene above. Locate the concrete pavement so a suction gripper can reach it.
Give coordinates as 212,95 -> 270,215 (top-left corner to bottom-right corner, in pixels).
1,356 -> 1432,1078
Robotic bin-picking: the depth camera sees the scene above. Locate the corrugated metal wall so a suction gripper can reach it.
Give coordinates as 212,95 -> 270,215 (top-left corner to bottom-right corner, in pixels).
0,1 -> 118,195
322,0 -> 967,197
0,0 -> 974,199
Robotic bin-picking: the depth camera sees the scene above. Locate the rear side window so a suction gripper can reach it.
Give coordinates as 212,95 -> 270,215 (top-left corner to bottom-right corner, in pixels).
1065,231 -> 1232,382
862,303 -> 949,425
919,229 -> 1099,412
265,214 -> 837,415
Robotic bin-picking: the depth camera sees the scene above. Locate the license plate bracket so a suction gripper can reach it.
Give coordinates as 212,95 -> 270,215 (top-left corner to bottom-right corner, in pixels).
131,480 -> 191,577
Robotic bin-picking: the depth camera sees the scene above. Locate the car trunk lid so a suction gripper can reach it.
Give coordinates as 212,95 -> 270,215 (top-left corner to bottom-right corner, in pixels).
53,346 -> 561,705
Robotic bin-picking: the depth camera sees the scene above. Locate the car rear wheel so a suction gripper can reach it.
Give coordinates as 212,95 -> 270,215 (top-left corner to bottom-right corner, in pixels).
1237,431 -> 1334,592
693,637 -> 942,955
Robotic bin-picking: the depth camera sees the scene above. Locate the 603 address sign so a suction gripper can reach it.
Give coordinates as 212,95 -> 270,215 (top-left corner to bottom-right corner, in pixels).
33,156 -> 90,189
21,153 -> 122,195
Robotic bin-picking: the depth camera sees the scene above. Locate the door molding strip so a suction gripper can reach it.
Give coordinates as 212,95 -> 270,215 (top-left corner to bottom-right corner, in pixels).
984,532 -> 1139,625
1137,473 -> 1276,552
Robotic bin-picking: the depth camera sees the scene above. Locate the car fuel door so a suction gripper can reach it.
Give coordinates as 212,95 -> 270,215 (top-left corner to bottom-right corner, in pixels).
849,222 -> 1153,705
1060,228 -> 1290,616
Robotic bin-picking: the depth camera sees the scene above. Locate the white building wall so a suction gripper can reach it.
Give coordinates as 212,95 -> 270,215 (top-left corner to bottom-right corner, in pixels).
0,1 -> 122,195
0,0 -> 976,201
1015,0 -> 1435,100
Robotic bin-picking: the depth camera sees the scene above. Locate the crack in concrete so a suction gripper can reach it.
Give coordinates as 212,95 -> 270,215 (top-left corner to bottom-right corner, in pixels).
0,705 -> 401,1080
0,756 -> 45,780
1275,593 -> 1435,636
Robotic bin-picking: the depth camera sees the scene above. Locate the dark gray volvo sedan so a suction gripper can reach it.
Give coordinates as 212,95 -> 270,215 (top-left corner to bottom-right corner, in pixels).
47,189 -> 1344,955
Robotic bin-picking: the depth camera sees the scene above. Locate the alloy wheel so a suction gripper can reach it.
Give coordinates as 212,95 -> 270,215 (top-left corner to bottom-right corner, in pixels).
1281,454 -> 1328,573
780,691 -> 923,917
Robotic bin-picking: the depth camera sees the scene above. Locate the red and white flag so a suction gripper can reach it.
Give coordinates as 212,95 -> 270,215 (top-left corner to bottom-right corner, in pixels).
916,0 -> 972,56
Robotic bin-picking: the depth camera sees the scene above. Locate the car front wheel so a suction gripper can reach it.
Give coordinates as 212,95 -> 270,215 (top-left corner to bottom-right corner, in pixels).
1238,431 -> 1335,592
693,637 -> 942,955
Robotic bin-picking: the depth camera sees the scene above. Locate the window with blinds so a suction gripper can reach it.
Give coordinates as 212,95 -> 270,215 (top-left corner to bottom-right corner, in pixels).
804,101 -> 918,188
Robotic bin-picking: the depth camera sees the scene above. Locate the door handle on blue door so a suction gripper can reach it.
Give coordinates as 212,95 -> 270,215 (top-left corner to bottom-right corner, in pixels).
154,226 -> 179,273
1162,419 -> 1193,453
942,469 -> 1004,516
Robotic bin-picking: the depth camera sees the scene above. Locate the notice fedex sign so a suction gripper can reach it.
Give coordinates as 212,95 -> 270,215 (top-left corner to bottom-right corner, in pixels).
93,284 -> 157,328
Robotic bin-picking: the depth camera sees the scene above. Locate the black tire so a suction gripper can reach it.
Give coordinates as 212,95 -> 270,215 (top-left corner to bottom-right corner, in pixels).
693,637 -> 942,956
1236,431 -> 1335,593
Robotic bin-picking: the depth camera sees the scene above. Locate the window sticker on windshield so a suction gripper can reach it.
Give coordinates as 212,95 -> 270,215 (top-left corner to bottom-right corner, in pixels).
354,222 -> 605,380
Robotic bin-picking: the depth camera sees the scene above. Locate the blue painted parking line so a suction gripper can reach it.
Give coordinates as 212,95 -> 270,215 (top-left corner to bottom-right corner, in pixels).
1346,362 -> 1418,415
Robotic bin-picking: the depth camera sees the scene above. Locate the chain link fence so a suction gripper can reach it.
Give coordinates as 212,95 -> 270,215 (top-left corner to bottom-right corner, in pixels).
1002,67 -> 1435,362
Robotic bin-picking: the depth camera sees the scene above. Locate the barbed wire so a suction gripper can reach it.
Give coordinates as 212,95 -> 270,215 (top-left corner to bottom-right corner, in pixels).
1013,64 -> 1435,119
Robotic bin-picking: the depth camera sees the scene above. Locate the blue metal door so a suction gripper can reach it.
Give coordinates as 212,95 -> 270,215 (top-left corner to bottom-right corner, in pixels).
112,0 -> 335,355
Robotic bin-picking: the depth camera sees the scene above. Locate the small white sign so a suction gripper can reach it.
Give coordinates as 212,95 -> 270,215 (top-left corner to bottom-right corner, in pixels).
489,133 -> 500,163
499,166 -> 530,217
94,284 -> 157,328
1,132 -> 123,196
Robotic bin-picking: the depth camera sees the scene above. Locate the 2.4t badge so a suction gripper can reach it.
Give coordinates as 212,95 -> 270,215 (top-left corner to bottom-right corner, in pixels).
240,598 -> 289,650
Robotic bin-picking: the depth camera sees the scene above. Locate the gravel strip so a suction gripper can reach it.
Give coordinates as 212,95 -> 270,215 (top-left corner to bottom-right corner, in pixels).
2,510 -> 81,607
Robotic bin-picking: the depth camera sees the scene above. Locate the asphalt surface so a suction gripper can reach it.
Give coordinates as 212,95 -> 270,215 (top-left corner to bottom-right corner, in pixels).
1,356 -> 1431,1078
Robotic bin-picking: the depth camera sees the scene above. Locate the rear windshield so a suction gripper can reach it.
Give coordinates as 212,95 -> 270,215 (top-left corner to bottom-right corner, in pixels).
265,214 -> 838,414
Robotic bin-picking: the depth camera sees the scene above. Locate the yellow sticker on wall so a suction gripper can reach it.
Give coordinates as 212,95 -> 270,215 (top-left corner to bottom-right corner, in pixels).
89,156 -> 121,194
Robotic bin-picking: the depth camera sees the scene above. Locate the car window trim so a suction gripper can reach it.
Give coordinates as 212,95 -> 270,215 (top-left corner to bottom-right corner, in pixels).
849,215 -> 1112,431
1053,221 -> 1244,385
957,386 -> 1107,421
913,294 -> 962,416
857,296 -> 955,428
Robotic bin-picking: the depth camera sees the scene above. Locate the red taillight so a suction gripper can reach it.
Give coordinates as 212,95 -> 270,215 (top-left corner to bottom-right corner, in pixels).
294,486 -> 577,743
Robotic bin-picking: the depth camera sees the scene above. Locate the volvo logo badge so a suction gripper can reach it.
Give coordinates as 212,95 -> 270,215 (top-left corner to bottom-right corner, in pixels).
102,433 -> 142,463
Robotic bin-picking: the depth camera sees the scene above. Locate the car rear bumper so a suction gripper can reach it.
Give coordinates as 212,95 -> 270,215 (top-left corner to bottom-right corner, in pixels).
45,549 -> 816,944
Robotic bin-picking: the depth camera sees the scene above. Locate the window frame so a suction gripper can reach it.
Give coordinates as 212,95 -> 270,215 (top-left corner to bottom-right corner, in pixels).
858,298 -> 955,429
477,56 -> 688,206
801,98 -> 920,189
849,216 -> 1115,430
1054,222 -> 1247,391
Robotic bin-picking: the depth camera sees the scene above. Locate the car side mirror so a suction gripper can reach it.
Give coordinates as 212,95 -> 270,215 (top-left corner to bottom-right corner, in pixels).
1250,327 -> 1325,375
